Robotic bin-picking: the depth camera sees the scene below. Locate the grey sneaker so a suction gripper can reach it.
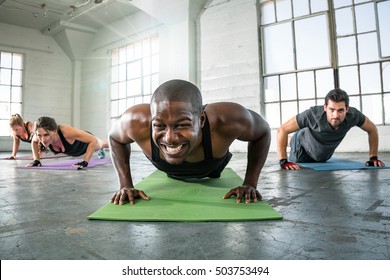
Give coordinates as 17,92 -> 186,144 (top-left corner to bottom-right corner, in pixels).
97,149 -> 105,159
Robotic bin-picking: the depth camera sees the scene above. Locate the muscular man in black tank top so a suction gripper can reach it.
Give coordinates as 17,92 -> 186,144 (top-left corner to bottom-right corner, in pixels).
109,79 -> 271,206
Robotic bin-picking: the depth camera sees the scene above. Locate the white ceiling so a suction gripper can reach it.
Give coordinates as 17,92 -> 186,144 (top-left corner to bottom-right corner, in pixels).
0,0 -> 140,32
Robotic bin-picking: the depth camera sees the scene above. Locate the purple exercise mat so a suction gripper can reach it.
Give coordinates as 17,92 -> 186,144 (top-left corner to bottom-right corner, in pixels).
1,154 -> 69,160
16,157 -> 112,170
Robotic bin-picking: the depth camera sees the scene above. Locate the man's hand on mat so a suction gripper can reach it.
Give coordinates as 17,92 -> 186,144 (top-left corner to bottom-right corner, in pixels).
223,184 -> 262,204
365,156 -> 385,167
279,159 -> 301,170
111,187 -> 150,205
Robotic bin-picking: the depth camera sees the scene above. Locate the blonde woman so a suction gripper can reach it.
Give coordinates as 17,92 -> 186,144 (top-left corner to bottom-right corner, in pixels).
7,114 -> 35,159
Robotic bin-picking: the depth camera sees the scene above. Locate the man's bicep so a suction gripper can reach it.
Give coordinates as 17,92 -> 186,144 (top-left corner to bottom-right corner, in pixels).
280,116 -> 300,134
359,116 -> 377,134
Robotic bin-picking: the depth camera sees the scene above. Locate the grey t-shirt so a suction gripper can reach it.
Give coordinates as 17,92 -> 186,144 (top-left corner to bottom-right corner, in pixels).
295,106 -> 366,161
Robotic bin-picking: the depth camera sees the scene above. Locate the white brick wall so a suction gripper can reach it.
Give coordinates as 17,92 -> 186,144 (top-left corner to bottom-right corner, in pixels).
199,0 -> 261,113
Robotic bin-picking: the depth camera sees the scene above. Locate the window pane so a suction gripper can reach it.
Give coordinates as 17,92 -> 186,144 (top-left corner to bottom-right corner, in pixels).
142,38 -> 151,57
11,86 -> 22,102
0,103 -> 10,119
315,98 -> 323,105
335,7 -> 354,36
127,97 -> 135,106
118,64 -> 126,81
12,54 -> 23,69
339,66 -> 359,95
12,69 -> 23,85
119,99 -> 127,114
0,52 -> 12,67
349,95 -> 361,111
126,45 -> 134,61
280,74 -> 297,101
383,62 -> 390,92
111,83 -> 118,100
276,0 -> 292,21
10,103 -> 21,116
134,41 -> 142,59
337,36 -> 357,66
265,103 -> 280,128
311,0 -> 328,12
151,54 -> 159,73
333,0 -> 352,9
111,49 -> 118,66
143,75 -> 151,95
152,74 -> 159,92
264,76 -> 280,102
118,82 -> 126,99
261,1 -> 275,25
293,0 -> 309,17
111,100 -> 119,117
0,68 -> 11,84
134,96 -> 143,104
355,3 -> 376,33
360,63 -> 381,94
151,36 -> 159,54
295,15 -> 330,70
0,119 -> 9,136
297,71 -> 315,99
362,94 -> 383,124
298,100 -> 314,113
0,85 -> 10,102
281,101 -> 298,123
263,23 -> 294,74
119,47 -> 126,63
127,61 -> 141,79
111,66 -> 119,83
358,33 -> 379,63
143,94 -> 152,104
127,79 -> 141,97
143,57 -> 151,75
378,1 -> 390,57
315,69 -> 334,98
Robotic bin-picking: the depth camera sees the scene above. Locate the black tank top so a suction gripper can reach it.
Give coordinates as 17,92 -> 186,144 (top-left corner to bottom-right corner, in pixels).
17,122 -> 33,143
49,127 -> 89,157
147,115 -> 232,180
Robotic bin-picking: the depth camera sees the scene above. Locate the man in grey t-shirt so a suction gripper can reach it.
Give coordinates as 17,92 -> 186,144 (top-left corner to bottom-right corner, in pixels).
277,88 -> 385,170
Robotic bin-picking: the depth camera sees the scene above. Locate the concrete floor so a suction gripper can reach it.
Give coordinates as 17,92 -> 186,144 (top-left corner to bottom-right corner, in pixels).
0,150 -> 389,260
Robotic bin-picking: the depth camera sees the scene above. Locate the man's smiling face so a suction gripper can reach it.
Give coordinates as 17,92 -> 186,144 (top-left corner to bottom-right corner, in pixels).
151,100 -> 203,165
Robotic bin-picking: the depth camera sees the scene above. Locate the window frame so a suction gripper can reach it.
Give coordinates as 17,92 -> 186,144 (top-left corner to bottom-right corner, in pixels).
109,35 -> 159,121
259,0 -> 390,128
0,50 -> 24,136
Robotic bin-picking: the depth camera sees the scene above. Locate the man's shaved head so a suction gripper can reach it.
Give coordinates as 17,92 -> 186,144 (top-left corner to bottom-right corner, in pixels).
151,79 -> 203,116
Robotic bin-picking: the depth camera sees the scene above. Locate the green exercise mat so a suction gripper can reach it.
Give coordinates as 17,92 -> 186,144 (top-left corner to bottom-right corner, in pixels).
87,168 -> 282,222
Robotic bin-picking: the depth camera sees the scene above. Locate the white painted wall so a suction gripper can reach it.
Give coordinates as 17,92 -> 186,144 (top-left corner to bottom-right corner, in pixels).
0,23 -> 72,151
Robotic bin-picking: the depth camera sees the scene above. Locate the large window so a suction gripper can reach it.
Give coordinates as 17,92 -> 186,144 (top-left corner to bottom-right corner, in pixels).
110,35 -> 159,121
0,51 -> 23,136
260,0 -> 390,128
